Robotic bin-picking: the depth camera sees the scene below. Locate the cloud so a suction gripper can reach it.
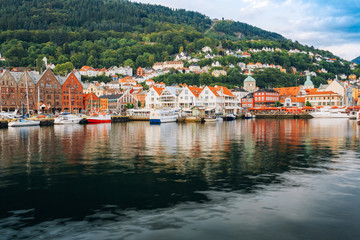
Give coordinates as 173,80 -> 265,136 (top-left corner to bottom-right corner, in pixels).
134,0 -> 360,60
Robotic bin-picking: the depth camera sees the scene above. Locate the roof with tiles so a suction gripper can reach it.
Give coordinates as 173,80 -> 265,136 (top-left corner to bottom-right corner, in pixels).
214,85 -> 234,97
274,87 -> 300,96
207,86 -> 220,97
188,86 -> 203,97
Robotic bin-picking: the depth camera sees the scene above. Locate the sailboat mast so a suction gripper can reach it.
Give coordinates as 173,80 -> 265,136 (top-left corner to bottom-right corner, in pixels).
25,71 -> 30,115
69,87 -> 71,113
38,87 -> 40,117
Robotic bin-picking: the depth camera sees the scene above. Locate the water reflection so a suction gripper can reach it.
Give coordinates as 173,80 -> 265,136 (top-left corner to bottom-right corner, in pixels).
1,119 -> 360,239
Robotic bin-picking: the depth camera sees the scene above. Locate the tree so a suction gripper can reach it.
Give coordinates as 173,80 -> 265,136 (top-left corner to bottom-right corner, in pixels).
137,100 -> 142,108
305,101 -> 312,107
54,62 -> 74,75
274,101 -> 282,107
87,55 -> 97,67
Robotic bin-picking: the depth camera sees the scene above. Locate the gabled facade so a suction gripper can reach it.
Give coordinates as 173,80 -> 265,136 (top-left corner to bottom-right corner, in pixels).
61,72 -> 84,112
83,93 -> 100,112
0,70 -> 20,112
117,90 -> 138,110
158,87 -> 182,108
36,68 -> 62,113
178,86 -> 202,110
83,82 -> 105,97
145,87 -> 164,108
17,71 -> 37,112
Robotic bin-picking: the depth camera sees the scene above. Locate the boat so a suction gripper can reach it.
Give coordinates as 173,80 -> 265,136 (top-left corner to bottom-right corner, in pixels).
54,113 -> 83,125
224,113 -> 236,121
357,112 -> 360,125
216,116 -> 223,121
87,113 -> 112,124
204,116 -> 217,122
9,118 -> 40,127
244,112 -> 254,119
310,108 -> 349,118
349,111 -> 357,120
150,109 -> 178,124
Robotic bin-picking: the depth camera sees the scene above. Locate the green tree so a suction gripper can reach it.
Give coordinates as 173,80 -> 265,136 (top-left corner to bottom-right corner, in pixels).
305,101 -> 312,107
54,62 -> 74,75
274,101 -> 282,107
86,55 -> 97,67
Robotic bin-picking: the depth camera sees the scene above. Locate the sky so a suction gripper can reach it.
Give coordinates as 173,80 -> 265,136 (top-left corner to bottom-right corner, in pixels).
135,0 -> 360,61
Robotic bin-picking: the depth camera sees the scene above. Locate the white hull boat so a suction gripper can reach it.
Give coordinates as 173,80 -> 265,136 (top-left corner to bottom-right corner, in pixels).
150,109 -> 178,124
54,114 -> 83,125
9,119 -> 40,127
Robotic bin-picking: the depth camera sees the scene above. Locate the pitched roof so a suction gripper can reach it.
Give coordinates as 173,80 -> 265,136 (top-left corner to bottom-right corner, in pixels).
274,87 -> 300,96
188,86 -> 203,97
215,86 -> 234,97
152,87 -> 165,95
207,86 -> 220,97
306,91 -> 338,96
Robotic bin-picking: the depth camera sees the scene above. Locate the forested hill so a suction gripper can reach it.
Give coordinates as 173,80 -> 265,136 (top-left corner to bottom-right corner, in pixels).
0,0 -> 211,32
0,0 -> 284,40
352,56 -> 360,64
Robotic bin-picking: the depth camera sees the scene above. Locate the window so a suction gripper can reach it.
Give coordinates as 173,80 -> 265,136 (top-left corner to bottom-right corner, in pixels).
185,90 -> 188,94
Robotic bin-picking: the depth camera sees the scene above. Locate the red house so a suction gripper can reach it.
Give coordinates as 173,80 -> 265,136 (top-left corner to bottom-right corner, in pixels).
61,72 -> 84,112
241,93 -> 254,108
254,89 -> 280,107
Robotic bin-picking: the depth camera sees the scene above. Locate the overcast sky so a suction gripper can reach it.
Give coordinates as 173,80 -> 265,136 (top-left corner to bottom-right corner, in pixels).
135,0 -> 360,61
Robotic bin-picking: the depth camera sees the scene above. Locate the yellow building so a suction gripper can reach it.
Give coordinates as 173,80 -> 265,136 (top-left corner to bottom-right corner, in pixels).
100,98 -> 108,112
305,91 -> 341,106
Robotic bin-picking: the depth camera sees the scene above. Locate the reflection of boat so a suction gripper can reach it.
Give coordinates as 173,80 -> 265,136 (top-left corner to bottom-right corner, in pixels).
224,113 -> 236,121
150,109 -> 178,124
244,112 -> 254,119
349,111 -> 356,120
310,108 -> 349,118
87,114 -> 111,124
9,118 -> 40,127
356,112 -> 360,125
54,113 -> 83,125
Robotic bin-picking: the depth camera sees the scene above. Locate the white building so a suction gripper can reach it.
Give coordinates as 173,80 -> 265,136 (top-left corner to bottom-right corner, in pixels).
145,86 -> 165,108
178,86 -> 203,110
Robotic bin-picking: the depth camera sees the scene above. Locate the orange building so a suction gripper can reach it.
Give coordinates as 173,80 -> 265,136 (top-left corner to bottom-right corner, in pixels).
100,98 -> 109,112
61,72 -> 83,112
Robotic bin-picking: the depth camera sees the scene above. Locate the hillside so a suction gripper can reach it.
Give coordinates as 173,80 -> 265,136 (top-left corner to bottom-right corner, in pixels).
352,56 -> 360,64
0,0 -> 354,88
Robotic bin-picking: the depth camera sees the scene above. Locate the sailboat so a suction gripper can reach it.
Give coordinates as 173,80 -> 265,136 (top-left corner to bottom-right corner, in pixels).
54,88 -> 82,124
9,71 -> 40,127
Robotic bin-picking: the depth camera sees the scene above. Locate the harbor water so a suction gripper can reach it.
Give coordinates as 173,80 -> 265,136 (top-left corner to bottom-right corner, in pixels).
1,119 -> 360,239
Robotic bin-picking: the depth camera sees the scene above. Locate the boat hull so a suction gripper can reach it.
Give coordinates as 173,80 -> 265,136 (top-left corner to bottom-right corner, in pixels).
54,117 -> 83,125
9,120 -> 40,127
87,118 -> 111,124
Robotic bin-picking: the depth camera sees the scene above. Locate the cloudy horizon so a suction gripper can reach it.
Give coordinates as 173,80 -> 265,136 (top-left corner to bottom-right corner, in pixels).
135,0 -> 360,61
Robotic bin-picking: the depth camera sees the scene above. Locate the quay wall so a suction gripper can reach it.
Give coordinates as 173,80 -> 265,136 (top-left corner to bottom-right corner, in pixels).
255,114 -> 313,119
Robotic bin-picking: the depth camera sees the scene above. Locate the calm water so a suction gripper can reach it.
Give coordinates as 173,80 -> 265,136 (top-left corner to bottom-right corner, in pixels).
1,119 -> 360,239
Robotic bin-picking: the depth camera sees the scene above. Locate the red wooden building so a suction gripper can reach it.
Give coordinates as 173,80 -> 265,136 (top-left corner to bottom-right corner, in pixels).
253,89 -> 280,107
61,72 -> 84,112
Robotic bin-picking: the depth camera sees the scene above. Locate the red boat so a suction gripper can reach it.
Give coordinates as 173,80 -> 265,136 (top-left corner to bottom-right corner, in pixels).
87,114 -> 111,124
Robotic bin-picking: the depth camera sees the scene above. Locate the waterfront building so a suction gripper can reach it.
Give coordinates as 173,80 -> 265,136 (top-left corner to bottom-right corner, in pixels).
36,68 -> 63,113
254,89 -> 280,107
145,86 -> 164,108
61,72 -> 83,112
158,86 -> 182,108
305,90 -> 341,106
241,93 -> 254,108
198,85 -> 237,113
178,86 -> 203,110
99,94 -> 121,112
117,90 -> 138,111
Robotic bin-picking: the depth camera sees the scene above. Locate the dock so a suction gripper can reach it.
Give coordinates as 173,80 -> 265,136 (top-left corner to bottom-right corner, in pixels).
111,116 -> 130,123
129,116 -> 149,121
254,114 -> 313,119
39,119 -> 55,126
0,120 -> 8,128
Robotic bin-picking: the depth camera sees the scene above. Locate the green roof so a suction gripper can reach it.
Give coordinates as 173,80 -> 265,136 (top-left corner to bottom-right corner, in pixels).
244,76 -> 256,83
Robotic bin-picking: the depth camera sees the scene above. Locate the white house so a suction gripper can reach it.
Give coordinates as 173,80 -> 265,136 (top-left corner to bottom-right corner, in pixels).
178,86 -> 203,110
202,46 -> 212,53
158,86 -> 182,108
145,86 -> 165,108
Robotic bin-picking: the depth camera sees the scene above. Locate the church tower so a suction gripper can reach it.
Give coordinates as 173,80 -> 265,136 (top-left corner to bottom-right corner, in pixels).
243,69 -> 257,92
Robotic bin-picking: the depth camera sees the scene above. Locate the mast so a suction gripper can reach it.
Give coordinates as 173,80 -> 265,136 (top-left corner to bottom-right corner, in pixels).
25,71 -> 30,116
38,87 -> 40,118
69,87 -> 71,113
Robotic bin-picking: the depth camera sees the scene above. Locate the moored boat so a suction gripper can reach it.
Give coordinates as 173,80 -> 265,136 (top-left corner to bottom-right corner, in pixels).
244,112 -> 254,119
310,108 -> 349,118
150,109 -> 178,124
9,118 -> 40,127
54,113 -> 83,125
87,114 -> 112,124
224,113 -> 236,121
204,116 -> 217,122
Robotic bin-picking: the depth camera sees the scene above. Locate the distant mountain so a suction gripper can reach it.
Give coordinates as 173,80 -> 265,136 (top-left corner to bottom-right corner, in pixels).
352,56 -> 360,64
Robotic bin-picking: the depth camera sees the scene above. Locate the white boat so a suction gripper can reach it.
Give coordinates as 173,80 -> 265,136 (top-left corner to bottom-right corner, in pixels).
150,109 -> 178,124
224,113 -> 236,121
310,108 -> 349,118
9,119 -> 40,127
54,113 -> 83,125
216,116 -> 223,121
204,117 -> 217,122
244,112 -> 254,119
